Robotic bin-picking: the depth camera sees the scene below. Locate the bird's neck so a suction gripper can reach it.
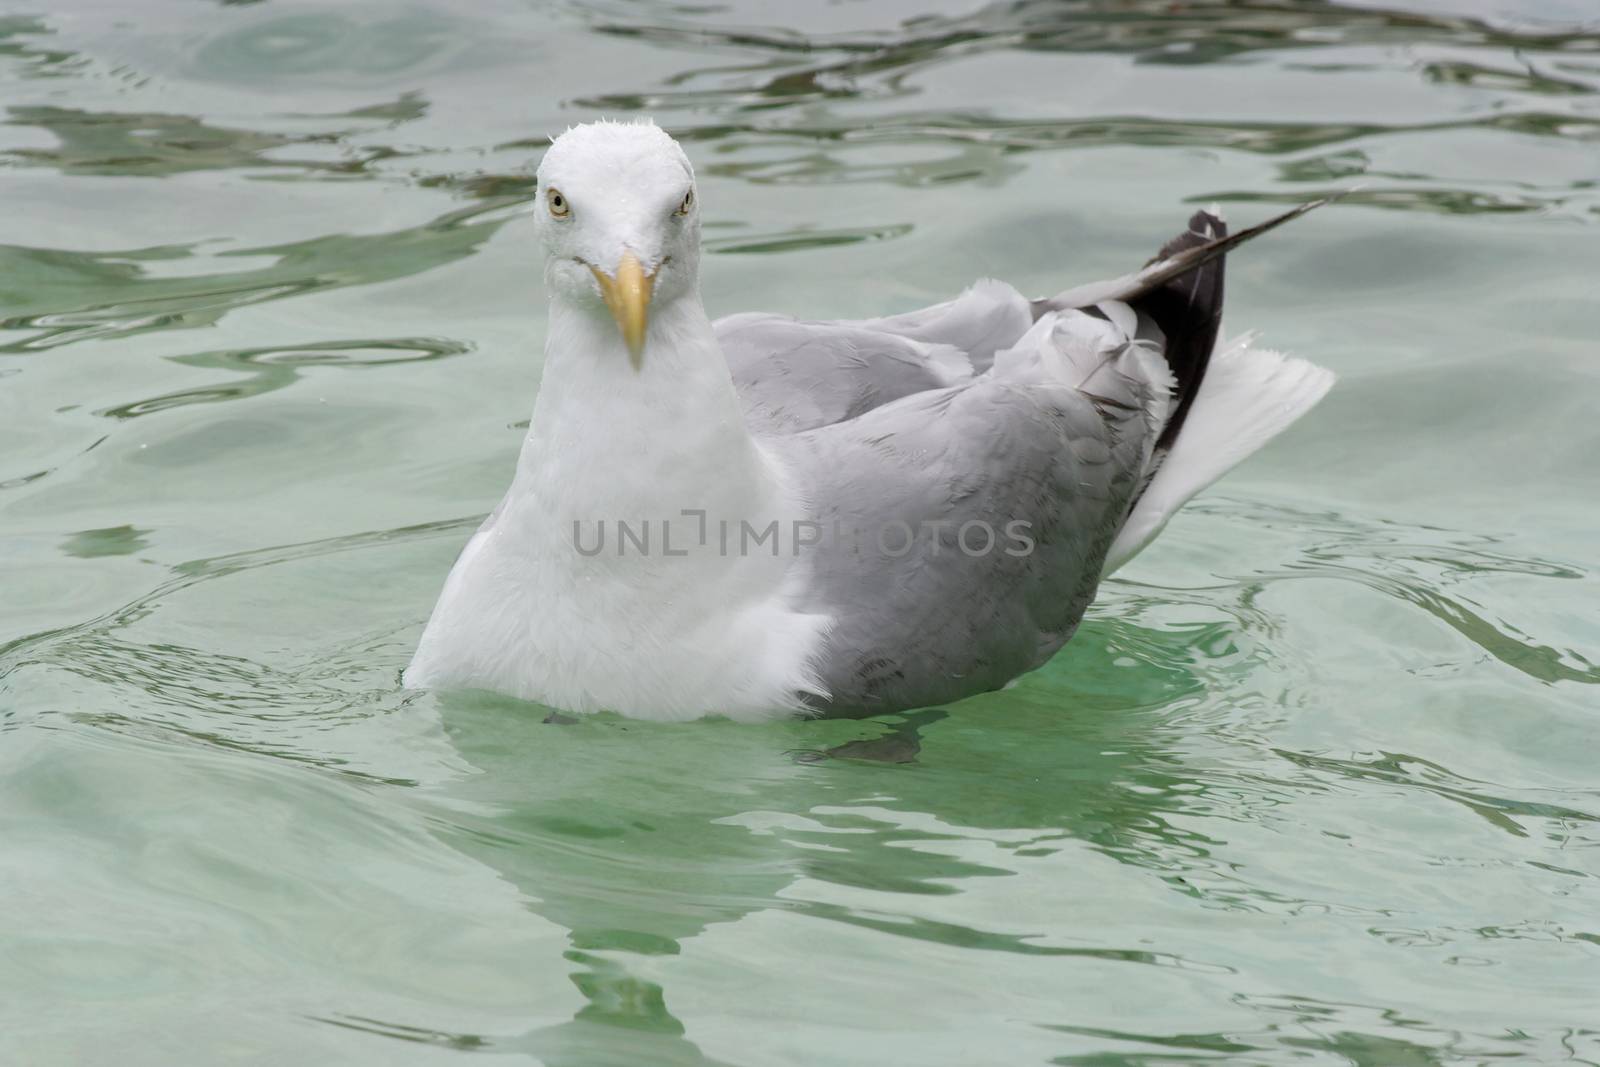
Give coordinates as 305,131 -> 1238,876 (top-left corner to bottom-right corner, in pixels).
512,291 -> 786,535
411,291 -> 830,719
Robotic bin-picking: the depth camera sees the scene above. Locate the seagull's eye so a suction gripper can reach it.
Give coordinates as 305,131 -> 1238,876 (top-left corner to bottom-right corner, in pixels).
674,189 -> 694,217
547,188 -> 570,219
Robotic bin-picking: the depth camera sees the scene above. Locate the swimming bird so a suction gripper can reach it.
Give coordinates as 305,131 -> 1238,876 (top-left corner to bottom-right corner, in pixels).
404,120 -> 1333,722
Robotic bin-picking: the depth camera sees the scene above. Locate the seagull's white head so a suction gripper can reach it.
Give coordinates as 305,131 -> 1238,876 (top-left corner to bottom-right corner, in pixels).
535,120 -> 700,368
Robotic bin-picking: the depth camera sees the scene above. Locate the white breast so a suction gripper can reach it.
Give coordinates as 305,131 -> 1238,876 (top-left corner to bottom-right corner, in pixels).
404,302 -> 832,722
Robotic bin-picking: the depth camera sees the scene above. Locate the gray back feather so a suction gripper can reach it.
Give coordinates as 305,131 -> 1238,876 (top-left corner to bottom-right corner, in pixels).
766,333 -> 1164,716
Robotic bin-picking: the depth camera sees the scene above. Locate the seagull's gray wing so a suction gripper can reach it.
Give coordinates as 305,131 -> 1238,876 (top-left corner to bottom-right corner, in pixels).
776,314 -> 1165,718
721,198 -> 1335,440
736,200 -> 1335,716
717,279 -> 1034,435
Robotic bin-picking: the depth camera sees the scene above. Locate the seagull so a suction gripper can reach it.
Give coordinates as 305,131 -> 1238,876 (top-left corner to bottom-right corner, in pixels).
404,119 -> 1334,722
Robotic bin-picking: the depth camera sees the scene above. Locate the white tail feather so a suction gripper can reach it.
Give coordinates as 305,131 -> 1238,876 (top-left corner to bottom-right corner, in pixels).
1102,337 -> 1335,575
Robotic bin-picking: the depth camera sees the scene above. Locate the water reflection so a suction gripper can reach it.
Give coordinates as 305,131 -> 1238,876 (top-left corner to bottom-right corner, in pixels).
95,338 -> 472,420
59,523 -> 151,558
5,0 -> 1594,233
0,14 -> 79,78
10,105 -> 310,177
580,0 -> 1600,115
1,483 -> 1595,1061
409,625 -> 1222,1063
1193,497 -> 1600,685
584,0 -> 1600,63
0,517 -> 480,784
0,197 -> 528,353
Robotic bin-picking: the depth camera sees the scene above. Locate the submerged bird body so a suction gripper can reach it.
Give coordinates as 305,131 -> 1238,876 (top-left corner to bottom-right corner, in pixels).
404,121 -> 1333,721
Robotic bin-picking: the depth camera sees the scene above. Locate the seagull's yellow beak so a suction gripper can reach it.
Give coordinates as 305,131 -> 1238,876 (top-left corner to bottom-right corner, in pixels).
588,251 -> 655,370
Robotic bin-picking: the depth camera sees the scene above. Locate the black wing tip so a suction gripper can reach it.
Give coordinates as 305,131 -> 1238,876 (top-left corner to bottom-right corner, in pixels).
1147,209 -> 1228,267
1148,193 -> 1344,272
1136,189 -> 1347,450
1135,210 -> 1230,452
1188,208 -> 1227,242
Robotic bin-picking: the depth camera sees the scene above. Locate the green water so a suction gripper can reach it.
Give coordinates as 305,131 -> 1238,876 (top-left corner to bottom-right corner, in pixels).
3,0 -> 1599,1063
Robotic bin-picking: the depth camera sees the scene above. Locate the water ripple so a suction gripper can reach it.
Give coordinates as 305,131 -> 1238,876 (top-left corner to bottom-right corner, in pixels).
94,337 -> 472,419
1159,498 -> 1600,685
0,199 -> 527,352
